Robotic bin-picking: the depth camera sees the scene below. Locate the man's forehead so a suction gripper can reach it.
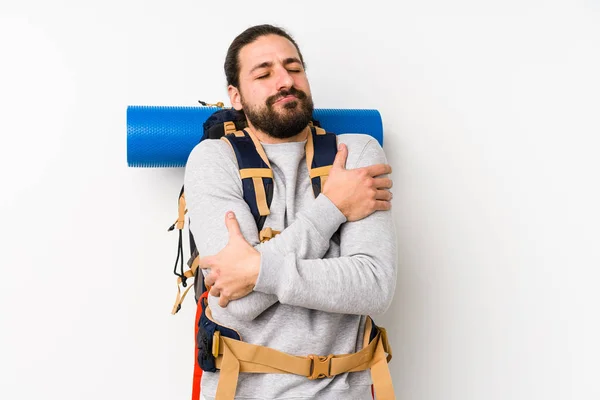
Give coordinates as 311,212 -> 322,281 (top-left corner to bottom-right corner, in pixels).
239,35 -> 300,72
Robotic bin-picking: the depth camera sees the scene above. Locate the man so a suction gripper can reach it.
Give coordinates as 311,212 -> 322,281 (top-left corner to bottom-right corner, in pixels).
184,24 -> 397,400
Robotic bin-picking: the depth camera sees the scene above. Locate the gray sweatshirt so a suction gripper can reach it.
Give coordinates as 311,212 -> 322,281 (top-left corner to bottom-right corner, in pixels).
183,133 -> 397,400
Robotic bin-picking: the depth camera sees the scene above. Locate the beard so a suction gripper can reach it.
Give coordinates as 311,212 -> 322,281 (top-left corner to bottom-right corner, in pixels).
241,87 -> 314,139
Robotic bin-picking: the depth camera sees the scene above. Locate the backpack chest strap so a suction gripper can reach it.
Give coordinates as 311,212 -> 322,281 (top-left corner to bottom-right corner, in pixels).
238,168 -> 274,217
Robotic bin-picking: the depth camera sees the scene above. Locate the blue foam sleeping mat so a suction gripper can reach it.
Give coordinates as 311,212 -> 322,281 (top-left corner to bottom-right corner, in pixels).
127,106 -> 383,167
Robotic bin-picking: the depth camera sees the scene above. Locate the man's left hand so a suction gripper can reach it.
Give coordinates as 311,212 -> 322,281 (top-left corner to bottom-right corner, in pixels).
199,211 -> 261,307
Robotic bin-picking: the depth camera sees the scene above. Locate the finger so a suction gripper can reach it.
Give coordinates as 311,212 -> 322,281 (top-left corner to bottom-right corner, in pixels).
364,163 -> 392,177
332,143 -> 348,169
209,285 -> 220,297
198,256 -> 214,270
205,271 -> 217,287
224,211 -> 243,239
218,295 -> 230,308
373,177 -> 393,189
375,189 -> 393,201
374,200 -> 392,211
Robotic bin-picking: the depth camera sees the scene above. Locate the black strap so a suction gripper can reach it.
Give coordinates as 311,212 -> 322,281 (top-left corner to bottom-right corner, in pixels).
309,127 -> 338,197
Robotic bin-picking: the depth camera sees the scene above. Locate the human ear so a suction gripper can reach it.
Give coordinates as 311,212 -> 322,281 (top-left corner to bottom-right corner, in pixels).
228,85 -> 242,111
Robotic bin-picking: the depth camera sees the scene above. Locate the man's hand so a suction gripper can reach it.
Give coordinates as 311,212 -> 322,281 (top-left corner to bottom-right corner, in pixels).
322,143 -> 393,221
199,211 -> 261,307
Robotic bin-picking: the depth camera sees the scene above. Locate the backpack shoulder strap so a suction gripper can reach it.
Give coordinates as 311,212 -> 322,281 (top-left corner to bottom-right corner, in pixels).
169,128 -> 276,314
305,126 -> 338,197
221,129 -> 274,232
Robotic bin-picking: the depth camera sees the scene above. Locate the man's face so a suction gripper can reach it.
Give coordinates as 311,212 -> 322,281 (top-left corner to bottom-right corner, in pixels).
229,34 -> 314,139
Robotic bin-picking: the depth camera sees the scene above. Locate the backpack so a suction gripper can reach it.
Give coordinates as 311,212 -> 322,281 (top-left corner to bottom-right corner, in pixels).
167,105 -> 338,400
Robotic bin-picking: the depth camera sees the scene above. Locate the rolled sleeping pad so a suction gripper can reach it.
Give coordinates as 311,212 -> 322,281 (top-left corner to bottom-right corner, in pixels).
127,106 -> 384,167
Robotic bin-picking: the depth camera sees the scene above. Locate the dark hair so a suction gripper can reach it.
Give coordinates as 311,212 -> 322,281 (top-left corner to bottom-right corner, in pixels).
224,24 -> 305,88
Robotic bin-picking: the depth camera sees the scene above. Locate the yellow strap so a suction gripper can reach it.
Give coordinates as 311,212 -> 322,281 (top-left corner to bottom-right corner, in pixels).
308,165 -> 331,179
171,281 -> 194,315
223,121 -> 237,135
239,168 -> 273,180
379,327 -> 392,362
314,126 -> 326,135
252,177 -> 270,216
170,256 -> 200,314
175,192 -> 187,230
220,136 -> 234,153
215,338 -> 241,400
370,337 -> 395,399
259,227 -> 281,243
305,127 -> 315,181
245,129 -> 272,168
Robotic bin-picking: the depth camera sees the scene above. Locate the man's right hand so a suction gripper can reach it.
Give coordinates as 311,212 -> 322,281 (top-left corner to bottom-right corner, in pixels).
322,143 -> 393,222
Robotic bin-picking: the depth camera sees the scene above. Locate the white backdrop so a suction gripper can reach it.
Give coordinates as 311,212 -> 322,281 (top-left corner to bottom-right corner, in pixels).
1,1 -> 599,399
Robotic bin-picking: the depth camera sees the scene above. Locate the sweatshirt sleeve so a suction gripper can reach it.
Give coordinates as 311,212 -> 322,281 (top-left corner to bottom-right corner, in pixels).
184,140 -> 347,321
253,137 -> 398,316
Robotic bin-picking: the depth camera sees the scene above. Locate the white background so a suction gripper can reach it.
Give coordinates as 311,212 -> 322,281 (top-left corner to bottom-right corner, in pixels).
1,1 -> 599,399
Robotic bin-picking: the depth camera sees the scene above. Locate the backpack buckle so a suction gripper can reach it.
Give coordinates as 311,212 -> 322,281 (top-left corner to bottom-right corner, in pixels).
308,354 -> 333,379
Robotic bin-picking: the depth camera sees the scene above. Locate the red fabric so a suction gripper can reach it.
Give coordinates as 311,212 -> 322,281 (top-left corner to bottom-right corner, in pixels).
191,292 -> 208,400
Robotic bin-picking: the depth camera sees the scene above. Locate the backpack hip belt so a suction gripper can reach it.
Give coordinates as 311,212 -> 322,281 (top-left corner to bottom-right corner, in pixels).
205,304 -> 394,400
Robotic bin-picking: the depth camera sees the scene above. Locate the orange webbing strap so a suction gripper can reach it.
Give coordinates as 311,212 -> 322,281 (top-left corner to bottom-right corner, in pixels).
175,191 -> 187,230
364,319 -> 393,399
244,129 -> 272,169
239,168 -> 273,217
239,168 -> 273,179
253,176 -> 270,217
314,126 -> 327,136
192,292 -> 209,400
370,335 -> 394,399
259,227 -> 281,243
223,121 -> 237,136
305,127 -> 334,193
171,255 -> 199,315
211,317 -> 395,400
310,165 -> 332,192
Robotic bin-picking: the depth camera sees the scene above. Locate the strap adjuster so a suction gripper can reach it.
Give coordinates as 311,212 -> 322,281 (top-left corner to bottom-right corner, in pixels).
212,331 -> 221,358
308,354 -> 333,379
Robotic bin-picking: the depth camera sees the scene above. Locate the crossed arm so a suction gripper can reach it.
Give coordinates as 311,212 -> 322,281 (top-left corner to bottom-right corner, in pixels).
184,138 -> 397,320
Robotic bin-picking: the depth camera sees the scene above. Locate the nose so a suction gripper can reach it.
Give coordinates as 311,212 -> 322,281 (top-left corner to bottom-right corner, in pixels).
275,66 -> 294,91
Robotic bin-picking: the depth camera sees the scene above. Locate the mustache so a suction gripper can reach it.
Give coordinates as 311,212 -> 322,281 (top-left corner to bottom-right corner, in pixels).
266,87 -> 307,106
